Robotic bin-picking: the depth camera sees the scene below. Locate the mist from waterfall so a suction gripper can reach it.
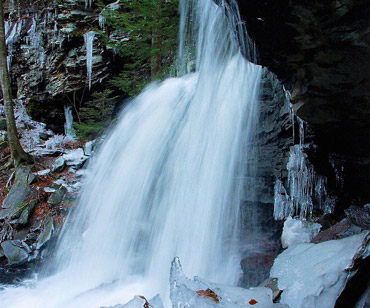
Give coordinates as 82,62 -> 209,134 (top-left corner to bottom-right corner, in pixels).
0,0 -> 262,307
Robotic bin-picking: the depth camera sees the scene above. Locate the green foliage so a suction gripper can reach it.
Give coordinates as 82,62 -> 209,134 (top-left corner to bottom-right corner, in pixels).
99,0 -> 179,95
74,89 -> 118,140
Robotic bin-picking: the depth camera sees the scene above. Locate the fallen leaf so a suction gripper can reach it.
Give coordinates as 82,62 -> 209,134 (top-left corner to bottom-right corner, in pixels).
249,298 -> 258,305
196,288 -> 220,303
139,295 -> 150,308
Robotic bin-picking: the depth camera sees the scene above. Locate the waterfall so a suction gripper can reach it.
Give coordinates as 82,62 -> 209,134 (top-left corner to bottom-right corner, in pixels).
84,31 -> 95,89
64,106 -> 76,140
0,0 -> 262,307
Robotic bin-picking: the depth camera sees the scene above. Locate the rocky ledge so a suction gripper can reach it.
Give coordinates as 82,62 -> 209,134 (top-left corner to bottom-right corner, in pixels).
237,0 -> 370,208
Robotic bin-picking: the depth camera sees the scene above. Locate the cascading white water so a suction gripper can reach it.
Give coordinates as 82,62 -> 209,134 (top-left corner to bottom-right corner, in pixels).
0,0 -> 262,307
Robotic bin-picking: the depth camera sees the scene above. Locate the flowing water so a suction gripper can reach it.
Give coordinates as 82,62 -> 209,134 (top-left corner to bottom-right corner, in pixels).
0,0 -> 262,307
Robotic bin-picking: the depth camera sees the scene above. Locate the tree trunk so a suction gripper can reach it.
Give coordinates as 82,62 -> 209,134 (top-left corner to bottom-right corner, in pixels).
150,0 -> 162,80
0,0 -> 30,166
150,26 -> 162,80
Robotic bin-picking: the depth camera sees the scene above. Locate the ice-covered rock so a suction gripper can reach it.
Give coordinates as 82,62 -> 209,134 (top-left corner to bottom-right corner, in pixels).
100,295 -> 164,308
44,187 -> 56,193
84,140 -> 95,156
36,169 -> 51,176
170,257 -> 288,308
63,148 -> 88,167
281,217 -> 321,248
51,156 -> 65,172
270,232 -> 370,308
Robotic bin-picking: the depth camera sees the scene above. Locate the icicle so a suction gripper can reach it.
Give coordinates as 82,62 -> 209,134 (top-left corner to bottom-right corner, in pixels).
64,106 -> 76,140
298,117 -> 304,147
283,86 -> 295,143
98,14 -> 106,29
99,1 -> 120,29
85,0 -> 93,8
84,31 -> 95,89
26,17 -> 45,67
273,179 -> 293,220
287,145 -> 315,218
6,20 -> 23,70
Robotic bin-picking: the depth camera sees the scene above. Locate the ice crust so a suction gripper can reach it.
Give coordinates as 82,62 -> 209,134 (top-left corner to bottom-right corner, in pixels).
271,232 -> 370,308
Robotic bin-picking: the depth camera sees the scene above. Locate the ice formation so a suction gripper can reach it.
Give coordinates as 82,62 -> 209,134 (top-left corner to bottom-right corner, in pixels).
5,20 -> 23,69
84,31 -> 95,89
85,0 -> 93,9
274,144 -> 334,220
26,17 -> 45,67
170,258 -> 289,308
99,0 -> 120,29
64,106 -> 76,139
281,217 -> 321,248
271,232 -> 370,308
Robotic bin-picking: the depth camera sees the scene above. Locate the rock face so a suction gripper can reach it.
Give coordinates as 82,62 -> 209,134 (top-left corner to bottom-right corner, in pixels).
4,0 -> 122,133
1,240 -> 30,265
240,71 -> 291,287
237,0 -> 370,208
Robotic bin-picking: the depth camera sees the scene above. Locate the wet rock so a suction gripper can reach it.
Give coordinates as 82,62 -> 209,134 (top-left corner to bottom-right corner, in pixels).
311,218 -> 363,244
2,182 -> 31,209
15,165 -> 36,185
30,219 -> 42,232
0,202 -> 25,221
51,156 -> 65,172
14,229 -> 29,241
238,0 -> 370,207
1,240 -> 29,265
345,205 -> 370,230
260,277 -> 283,303
48,186 -> 68,207
11,201 -> 36,225
36,216 -> 54,250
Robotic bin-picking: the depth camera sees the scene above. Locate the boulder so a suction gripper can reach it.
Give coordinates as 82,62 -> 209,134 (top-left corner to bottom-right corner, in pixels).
63,148 -> 88,167
10,201 -> 36,225
51,156 -> 65,172
14,229 -> 29,241
36,216 -> 54,250
271,232 -> 370,308
311,218 -> 363,244
1,240 -> 29,265
14,165 -> 36,185
48,186 -> 68,207
2,182 -> 31,209
345,205 -> 370,230
84,140 -> 95,156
